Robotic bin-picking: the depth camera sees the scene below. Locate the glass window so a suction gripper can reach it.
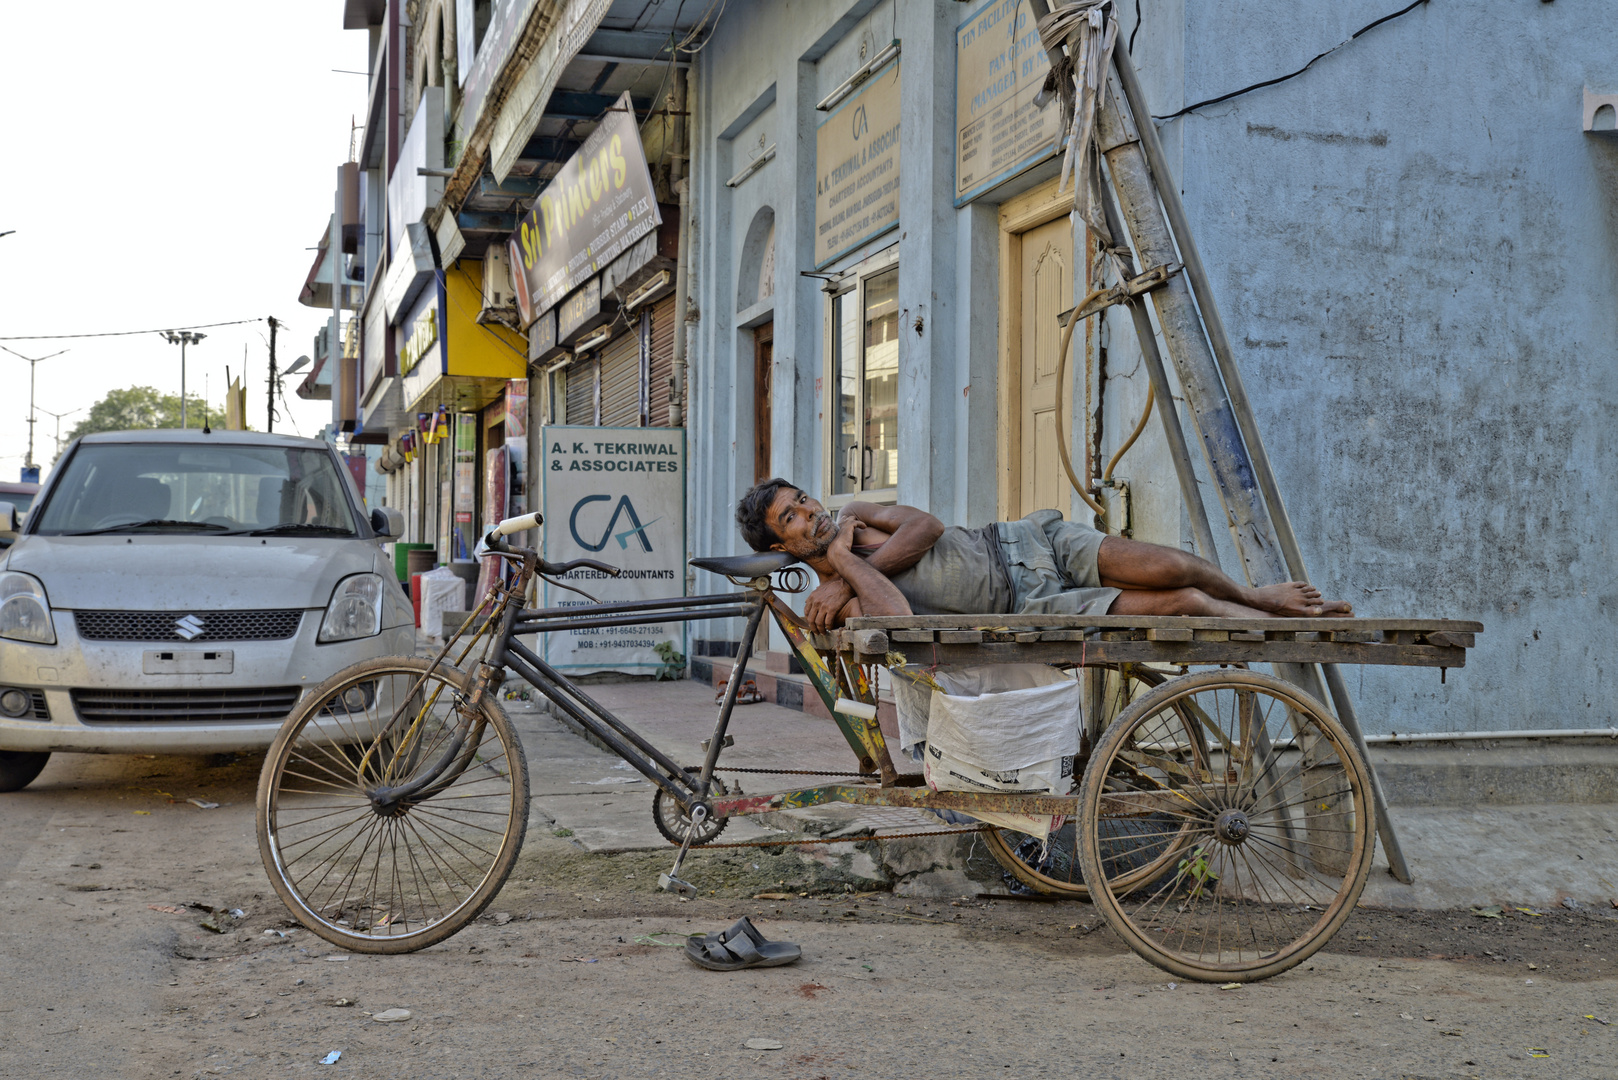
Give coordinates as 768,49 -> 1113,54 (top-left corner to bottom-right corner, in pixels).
825,250 -> 900,502
33,443 -> 358,536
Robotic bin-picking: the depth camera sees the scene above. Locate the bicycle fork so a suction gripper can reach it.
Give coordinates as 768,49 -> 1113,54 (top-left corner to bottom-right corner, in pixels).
659,593 -> 769,898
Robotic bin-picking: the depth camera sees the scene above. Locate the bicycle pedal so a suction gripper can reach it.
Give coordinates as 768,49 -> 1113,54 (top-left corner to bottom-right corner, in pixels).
658,872 -> 698,898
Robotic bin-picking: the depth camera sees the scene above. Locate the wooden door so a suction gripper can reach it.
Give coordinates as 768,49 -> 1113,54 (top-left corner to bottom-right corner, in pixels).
753,321 -> 773,483
1018,216 -> 1071,516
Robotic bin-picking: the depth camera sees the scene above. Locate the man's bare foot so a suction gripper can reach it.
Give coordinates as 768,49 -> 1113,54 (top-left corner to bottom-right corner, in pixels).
1250,582 -> 1354,618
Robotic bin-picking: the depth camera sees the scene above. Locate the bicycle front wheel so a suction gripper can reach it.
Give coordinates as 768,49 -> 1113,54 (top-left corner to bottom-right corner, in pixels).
256,656 -> 529,954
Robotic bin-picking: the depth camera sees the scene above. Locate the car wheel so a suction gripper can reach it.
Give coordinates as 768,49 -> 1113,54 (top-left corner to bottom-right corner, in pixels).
0,751 -> 50,792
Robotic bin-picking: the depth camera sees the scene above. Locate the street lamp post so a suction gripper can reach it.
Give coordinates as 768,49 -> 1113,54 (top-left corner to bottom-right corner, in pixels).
35,407 -> 82,462
0,345 -> 68,478
161,331 -> 207,428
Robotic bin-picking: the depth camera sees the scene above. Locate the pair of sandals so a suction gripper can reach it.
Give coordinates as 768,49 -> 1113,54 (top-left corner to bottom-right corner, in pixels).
685,916 -> 801,971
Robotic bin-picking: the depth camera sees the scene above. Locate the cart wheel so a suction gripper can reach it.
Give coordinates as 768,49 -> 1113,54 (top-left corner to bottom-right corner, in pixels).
651,769 -> 730,846
257,656 -> 529,954
1076,669 -> 1374,982
985,664 -> 1185,898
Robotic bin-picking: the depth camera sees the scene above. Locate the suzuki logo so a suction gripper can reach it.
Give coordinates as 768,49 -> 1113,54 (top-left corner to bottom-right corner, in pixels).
174,615 -> 206,641
569,495 -> 659,553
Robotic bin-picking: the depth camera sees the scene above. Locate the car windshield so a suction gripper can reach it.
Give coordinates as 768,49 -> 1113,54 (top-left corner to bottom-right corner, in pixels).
32,444 -> 358,536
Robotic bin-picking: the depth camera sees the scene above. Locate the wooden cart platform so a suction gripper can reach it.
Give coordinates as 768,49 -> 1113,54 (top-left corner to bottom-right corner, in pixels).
823,615 -> 1481,670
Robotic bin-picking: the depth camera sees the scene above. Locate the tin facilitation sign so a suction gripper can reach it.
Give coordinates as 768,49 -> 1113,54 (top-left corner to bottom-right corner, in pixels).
814,59 -> 901,268
955,0 -> 1061,205
539,426 -> 686,674
510,92 -> 662,320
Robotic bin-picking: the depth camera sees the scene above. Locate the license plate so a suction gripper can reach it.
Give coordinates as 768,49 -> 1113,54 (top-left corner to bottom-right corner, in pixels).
142,649 -> 234,675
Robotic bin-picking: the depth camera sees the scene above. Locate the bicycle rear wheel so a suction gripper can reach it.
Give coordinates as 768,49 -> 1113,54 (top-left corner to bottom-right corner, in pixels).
985,664 -> 1192,898
256,656 -> 529,954
1076,669 -> 1374,982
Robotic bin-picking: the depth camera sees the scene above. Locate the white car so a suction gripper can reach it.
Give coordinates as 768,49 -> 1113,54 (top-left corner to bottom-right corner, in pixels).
0,429 -> 416,790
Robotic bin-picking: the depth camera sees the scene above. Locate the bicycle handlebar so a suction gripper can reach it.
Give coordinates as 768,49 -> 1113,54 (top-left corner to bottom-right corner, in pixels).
481,512 -> 622,578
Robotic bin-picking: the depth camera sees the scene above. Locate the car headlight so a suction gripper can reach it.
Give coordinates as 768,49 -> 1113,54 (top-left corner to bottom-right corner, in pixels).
0,571 -> 55,645
318,573 -> 385,643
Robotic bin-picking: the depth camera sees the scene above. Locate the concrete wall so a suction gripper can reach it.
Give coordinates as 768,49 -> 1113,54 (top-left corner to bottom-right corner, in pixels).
1128,0 -> 1618,732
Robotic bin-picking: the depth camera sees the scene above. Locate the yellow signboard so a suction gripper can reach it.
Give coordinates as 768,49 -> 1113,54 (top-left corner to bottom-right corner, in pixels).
956,0 -> 1061,205
814,60 -> 901,267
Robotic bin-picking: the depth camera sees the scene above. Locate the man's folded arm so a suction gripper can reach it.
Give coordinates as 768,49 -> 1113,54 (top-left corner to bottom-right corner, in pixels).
840,502 -> 944,576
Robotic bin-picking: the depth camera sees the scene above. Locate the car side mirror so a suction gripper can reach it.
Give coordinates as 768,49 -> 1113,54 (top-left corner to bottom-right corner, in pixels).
370,506 -> 405,538
0,502 -> 18,540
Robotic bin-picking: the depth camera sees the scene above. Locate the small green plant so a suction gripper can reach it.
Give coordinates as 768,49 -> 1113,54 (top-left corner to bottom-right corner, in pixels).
551,827 -> 574,838
653,640 -> 686,681
1177,844 -> 1219,899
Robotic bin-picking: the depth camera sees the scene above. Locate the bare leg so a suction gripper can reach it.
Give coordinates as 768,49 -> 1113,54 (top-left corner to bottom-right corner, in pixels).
1096,536 -> 1352,617
1107,586 -> 1270,618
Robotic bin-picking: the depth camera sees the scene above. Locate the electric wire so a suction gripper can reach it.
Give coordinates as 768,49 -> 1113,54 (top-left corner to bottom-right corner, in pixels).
1153,0 -> 1429,121
0,318 -> 265,341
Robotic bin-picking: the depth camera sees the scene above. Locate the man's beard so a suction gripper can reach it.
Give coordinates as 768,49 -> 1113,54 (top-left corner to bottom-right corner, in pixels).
796,514 -> 835,560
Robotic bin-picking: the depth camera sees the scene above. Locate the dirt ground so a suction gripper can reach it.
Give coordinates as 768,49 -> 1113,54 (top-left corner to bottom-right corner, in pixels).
3,750 -> 1617,1079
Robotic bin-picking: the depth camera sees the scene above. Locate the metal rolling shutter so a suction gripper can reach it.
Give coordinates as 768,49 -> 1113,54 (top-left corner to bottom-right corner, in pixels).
565,356 -> 597,425
647,296 -> 677,427
598,327 -> 641,427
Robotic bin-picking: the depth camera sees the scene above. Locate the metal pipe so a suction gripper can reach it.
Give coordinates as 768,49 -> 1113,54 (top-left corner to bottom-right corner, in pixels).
1364,727 -> 1618,744
668,68 -> 691,427
518,590 -> 749,619
511,606 -> 755,634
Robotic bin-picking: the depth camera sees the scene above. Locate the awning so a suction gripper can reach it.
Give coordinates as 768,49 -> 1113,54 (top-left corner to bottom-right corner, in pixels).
297,215 -> 364,310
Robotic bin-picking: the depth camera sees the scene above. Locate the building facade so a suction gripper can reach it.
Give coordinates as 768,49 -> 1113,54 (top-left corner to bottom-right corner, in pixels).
298,0 -> 1618,735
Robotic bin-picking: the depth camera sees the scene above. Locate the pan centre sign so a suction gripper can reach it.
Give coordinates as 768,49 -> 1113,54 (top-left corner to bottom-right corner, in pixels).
956,0 -> 1061,205
814,60 -> 901,267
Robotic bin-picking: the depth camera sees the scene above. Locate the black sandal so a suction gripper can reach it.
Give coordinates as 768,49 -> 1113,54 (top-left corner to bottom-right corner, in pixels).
684,917 -> 801,971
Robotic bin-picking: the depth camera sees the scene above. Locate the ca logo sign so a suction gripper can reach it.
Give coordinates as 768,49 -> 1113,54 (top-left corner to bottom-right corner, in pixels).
569,494 -> 660,553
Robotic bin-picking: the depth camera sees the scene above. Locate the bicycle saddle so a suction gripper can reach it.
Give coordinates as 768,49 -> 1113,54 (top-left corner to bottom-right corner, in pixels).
688,551 -> 799,578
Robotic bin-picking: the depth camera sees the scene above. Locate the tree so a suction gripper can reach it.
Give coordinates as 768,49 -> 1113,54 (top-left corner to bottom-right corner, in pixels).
62,386 -> 210,453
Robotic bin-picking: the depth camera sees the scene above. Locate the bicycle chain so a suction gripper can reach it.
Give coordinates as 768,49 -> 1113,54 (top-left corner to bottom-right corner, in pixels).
711,766 -> 878,778
677,825 -> 991,850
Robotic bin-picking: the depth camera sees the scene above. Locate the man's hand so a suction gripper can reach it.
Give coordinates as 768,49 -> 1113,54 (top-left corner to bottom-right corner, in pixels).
804,577 -> 855,633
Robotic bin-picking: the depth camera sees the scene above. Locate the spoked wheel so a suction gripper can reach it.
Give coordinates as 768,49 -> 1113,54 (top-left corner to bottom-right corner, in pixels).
1076,669 -> 1374,982
985,664 -> 1191,898
256,656 -> 529,954
651,768 -> 729,846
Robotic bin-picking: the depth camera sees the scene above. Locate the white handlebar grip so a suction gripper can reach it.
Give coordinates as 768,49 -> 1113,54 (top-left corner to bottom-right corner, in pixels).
494,512 -> 543,537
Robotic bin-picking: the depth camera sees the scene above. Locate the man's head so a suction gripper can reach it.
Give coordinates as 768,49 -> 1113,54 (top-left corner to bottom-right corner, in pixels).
736,479 -> 837,559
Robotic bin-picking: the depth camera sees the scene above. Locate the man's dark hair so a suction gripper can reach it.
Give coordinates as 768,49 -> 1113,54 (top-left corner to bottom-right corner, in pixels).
736,478 -> 796,551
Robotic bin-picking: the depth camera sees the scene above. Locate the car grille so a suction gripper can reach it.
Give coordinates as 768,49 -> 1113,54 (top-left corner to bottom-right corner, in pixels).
73,610 -> 303,643
71,687 -> 303,724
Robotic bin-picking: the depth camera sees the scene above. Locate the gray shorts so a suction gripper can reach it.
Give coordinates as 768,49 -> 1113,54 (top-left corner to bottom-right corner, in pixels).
995,509 -> 1120,617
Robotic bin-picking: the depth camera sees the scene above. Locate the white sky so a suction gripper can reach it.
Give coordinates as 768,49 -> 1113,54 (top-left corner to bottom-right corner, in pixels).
0,1 -> 370,483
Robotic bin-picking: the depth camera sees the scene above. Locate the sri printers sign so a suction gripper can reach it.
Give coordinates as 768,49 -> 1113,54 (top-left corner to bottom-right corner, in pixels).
814,59 -> 901,267
955,0 -> 1060,205
509,92 -> 663,322
540,426 -> 686,673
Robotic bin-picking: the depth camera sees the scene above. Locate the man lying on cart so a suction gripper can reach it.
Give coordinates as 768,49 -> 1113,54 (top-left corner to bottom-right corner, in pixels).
734,478 -> 1352,633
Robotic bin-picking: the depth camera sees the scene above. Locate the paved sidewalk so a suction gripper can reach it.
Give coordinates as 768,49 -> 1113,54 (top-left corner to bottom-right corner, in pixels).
504,672 -> 1618,911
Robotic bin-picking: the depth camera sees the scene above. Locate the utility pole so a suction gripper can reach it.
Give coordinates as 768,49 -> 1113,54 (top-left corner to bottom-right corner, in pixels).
267,316 -> 279,432
0,345 -> 68,477
160,331 -> 207,428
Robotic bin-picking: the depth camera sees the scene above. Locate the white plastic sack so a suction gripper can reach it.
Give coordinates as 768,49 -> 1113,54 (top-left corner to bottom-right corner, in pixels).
418,567 -> 468,639
906,665 -> 1082,841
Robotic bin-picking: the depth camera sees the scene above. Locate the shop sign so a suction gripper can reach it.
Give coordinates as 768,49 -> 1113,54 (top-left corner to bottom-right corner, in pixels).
556,277 -> 603,344
814,59 -> 901,267
540,426 -> 687,674
955,0 -> 1061,205
455,0 -> 542,142
398,301 -> 439,375
509,91 -> 663,320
